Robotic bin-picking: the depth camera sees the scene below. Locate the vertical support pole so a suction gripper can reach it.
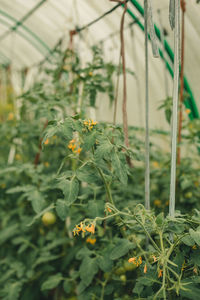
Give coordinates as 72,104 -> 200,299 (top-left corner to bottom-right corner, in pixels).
177,0 -> 186,165
169,0 -> 180,217
144,0 -> 150,210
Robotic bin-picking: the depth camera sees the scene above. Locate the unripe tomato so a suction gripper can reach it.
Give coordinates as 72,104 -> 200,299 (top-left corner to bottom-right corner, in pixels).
120,275 -> 126,283
123,260 -> 137,271
185,192 -> 192,199
115,267 -> 126,276
104,272 -> 111,280
42,212 -> 56,226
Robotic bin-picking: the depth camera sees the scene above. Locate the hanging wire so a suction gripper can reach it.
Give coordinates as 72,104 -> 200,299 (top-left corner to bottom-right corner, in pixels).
157,9 -> 169,98
169,0 -> 180,218
144,0 -> 150,210
75,0 -> 129,34
147,0 -> 159,58
130,25 -> 143,128
169,0 -> 175,30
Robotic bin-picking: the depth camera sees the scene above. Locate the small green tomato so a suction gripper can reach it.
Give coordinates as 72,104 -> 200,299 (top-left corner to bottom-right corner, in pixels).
115,267 -> 126,276
120,274 -> 126,283
42,212 -> 56,226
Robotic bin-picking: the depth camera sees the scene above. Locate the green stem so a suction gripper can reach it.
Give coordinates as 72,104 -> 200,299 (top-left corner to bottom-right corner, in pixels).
94,164 -> 114,205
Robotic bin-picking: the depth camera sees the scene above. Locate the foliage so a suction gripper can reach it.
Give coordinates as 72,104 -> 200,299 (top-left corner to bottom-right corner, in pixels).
0,46 -> 199,300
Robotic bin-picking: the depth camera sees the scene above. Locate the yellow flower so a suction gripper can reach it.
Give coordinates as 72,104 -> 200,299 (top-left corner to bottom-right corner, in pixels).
107,207 -> 112,213
85,224 -> 95,234
152,255 -> 157,263
86,237 -> 96,245
152,161 -> 159,168
144,264 -> 147,274
75,148 -> 82,154
73,222 -> 86,236
83,119 -> 97,130
137,257 -> 142,266
44,138 -> 49,145
15,154 -> 21,160
154,199 -> 161,207
181,260 -> 186,271
7,112 -> 14,121
193,267 -> 198,275
44,162 -> 50,167
128,256 -> 142,267
69,139 -> 75,144
128,257 -> 136,264
158,269 -> 163,278
192,245 -> 197,250
185,109 -> 191,115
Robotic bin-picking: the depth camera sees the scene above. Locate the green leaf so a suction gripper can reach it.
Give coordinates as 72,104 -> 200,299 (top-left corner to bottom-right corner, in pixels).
41,273 -> 63,291
79,256 -> 98,287
28,190 -> 46,213
111,150 -> 127,185
0,224 -> 19,244
181,235 -> 195,246
94,140 -> 113,161
42,125 -> 59,146
56,199 -> 69,220
156,213 -> 164,226
62,118 -> 73,141
97,255 -> 113,272
110,239 -> 136,260
82,131 -> 97,151
61,177 -> 79,206
6,282 -> 22,300
76,163 -> 99,184
189,229 -> 200,246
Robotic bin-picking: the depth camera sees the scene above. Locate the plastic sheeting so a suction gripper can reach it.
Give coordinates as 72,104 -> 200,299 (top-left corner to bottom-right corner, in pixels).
0,0 -> 199,130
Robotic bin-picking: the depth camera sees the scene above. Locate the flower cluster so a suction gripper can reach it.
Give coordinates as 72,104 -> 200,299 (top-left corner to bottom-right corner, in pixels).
73,222 -> 95,236
83,119 -> 97,131
128,256 -> 142,267
68,139 -> 82,154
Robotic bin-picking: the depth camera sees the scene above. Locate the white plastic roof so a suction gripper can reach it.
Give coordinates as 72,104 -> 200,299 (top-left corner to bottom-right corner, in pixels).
0,0 -> 199,130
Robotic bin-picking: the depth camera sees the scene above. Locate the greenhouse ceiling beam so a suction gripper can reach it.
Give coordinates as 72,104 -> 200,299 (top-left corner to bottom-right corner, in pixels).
0,8 -> 51,56
128,0 -> 199,119
0,17 -> 37,65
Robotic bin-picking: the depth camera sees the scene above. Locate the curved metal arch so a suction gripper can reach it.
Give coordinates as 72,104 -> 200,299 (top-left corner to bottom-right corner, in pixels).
0,9 -> 52,57
0,18 -> 32,65
128,0 -> 199,119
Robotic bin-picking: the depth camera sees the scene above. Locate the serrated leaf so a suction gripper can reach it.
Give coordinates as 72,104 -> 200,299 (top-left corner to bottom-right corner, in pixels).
79,256 -> 98,287
97,255 -> 113,272
156,213 -> 164,226
189,229 -> 200,246
61,177 -> 79,206
181,235 -> 195,246
42,125 -> 59,146
94,140 -> 113,161
56,199 -> 68,220
62,118 -> 73,141
110,239 -> 136,260
41,273 -> 63,291
76,163 -> 99,184
6,281 -> 22,300
28,190 -> 46,213
0,224 -> 19,244
82,132 -> 97,151
111,150 -> 127,185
